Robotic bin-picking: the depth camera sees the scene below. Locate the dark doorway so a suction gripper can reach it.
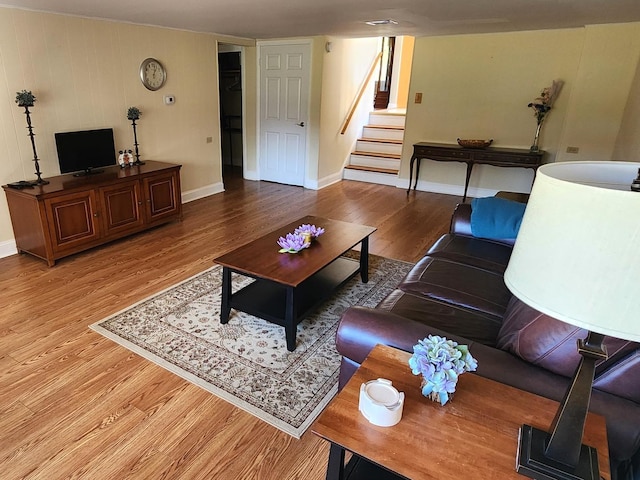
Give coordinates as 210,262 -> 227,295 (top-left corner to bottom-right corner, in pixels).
374,37 -> 395,110
218,50 -> 243,179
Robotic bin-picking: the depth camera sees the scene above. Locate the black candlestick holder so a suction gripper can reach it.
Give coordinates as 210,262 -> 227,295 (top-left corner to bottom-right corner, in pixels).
130,118 -> 145,166
23,105 -> 49,185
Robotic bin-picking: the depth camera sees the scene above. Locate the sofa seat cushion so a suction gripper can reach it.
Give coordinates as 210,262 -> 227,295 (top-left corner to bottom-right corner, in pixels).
497,297 -> 640,403
377,289 -> 503,346
399,256 -> 512,320
427,234 -> 513,274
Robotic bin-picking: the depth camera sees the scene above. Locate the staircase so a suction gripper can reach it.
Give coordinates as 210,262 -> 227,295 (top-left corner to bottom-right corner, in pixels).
343,110 -> 405,186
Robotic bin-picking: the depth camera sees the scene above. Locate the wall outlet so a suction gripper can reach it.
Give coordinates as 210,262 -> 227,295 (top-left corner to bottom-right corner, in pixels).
566,146 -> 579,154
415,92 -> 423,104
206,137 -> 213,144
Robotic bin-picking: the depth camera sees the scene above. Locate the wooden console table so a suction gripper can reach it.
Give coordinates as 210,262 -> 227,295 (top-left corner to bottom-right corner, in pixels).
312,344 -> 610,480
2,161 -> 182,266
408,142 -> 544,201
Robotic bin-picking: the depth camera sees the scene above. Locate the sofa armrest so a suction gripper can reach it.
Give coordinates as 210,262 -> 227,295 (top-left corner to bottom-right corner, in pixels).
449,203 -> 472,236
336,306 -> 480,364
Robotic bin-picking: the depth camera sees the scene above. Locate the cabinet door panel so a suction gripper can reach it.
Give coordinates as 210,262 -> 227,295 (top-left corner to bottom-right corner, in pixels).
44,190 -> 100,253
100,181 -> 144,236
143,171 -> 181,223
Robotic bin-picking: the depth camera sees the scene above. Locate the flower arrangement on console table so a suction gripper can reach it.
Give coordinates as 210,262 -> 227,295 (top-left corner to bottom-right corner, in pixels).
277,224 -> 325,253
527,79 -> 563,152
408,335 -> 478,405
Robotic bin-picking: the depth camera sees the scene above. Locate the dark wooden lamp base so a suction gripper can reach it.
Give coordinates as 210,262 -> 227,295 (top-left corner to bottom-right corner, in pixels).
517,425 -> 600,480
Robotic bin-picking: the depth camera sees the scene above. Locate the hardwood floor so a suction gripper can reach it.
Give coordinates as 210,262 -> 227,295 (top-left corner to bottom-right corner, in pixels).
0,173 -> 461,479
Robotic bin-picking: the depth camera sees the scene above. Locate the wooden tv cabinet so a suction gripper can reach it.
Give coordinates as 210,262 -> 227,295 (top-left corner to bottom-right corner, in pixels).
2,161 -> 182,266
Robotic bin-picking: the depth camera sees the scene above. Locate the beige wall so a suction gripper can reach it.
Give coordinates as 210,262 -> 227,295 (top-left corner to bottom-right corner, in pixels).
317,37 -> 380,183
404,23 -> 640,196
391,36 -> 414,110
614,52 -> 640,160
0,7 -> 254,249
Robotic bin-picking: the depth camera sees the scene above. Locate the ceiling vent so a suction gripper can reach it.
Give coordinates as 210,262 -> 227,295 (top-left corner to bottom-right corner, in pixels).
365,19 -> 398,26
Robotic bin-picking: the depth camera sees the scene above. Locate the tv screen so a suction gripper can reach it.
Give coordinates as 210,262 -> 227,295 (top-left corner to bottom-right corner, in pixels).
55,128 -> 117,176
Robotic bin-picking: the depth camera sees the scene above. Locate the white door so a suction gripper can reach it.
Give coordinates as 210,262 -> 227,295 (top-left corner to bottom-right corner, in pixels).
259,42 -> 310,186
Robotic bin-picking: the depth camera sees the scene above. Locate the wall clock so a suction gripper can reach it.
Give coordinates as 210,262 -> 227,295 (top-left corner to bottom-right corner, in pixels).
139,58 -> 166,91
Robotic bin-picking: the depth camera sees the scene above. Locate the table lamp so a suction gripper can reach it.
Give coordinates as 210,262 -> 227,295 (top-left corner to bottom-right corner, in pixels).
504,161 -> 640,480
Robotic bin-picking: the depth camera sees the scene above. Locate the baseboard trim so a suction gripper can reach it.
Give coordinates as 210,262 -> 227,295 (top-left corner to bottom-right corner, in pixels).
400,178 -> 500,199
243,169 -> 259,181
309,171 -> 343,190
182,182 -> 225,203
0,239 -> 18,260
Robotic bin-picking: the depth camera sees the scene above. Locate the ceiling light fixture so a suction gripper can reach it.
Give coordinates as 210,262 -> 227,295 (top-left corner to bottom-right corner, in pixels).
365,19 -> 398,26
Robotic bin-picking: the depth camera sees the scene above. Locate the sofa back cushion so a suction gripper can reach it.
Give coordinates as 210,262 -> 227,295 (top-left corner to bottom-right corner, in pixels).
496,297 -> 640,403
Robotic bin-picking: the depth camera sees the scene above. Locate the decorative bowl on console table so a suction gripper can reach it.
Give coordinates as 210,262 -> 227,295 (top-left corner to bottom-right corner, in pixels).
457,138 -> 493,148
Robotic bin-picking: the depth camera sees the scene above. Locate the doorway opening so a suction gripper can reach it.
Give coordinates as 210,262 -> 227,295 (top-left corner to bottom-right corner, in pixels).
218,45 -> 243,182
374,37 -> 395,110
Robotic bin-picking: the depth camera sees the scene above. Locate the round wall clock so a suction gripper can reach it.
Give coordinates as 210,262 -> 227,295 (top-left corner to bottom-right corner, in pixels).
139,58 -> 166,91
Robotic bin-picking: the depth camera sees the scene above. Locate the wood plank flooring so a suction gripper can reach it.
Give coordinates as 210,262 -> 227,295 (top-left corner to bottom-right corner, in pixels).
0,172 -> 461,479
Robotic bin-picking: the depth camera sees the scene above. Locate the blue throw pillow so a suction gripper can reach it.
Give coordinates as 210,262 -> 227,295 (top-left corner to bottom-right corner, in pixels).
470,197 -> 526,240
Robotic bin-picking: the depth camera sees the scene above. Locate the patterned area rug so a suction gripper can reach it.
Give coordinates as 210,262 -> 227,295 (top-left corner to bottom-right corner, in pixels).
90,253 -> 411,438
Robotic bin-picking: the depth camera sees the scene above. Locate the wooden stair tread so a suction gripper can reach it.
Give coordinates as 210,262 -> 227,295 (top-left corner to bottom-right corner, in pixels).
345,165 -> 399,174
359,137 -> 403,144
371,111 -> 406,116
352,151 -> 401,159
365,125 -> 404,130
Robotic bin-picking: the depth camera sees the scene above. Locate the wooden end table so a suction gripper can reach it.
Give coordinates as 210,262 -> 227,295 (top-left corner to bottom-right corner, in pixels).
312,344 -> 610,480
213,216 -> 376,351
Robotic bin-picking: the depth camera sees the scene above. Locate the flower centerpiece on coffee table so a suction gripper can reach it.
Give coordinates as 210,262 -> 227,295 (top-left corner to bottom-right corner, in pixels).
277,224 -> 325,253
408,335 -> 478,405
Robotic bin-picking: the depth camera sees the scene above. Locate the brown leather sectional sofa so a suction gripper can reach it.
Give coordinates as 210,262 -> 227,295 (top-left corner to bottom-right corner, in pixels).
335,202 -> 640,479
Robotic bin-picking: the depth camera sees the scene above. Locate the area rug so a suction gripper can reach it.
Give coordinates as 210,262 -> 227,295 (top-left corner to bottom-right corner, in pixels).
90,253 -> 411,438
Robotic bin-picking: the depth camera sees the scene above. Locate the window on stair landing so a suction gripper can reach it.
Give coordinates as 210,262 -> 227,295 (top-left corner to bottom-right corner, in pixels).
374,37 -> 395,110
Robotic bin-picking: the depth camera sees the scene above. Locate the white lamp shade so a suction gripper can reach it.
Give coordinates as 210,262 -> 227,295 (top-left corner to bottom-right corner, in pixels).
504,161 -> 640,342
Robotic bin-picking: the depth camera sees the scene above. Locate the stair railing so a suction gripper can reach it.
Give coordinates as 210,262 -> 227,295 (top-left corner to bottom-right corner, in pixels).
340,52 -> 383,135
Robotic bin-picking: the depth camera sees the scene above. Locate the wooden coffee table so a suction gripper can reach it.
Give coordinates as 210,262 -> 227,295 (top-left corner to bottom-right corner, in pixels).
312,344 -> 610,480
213,216 -> 376,351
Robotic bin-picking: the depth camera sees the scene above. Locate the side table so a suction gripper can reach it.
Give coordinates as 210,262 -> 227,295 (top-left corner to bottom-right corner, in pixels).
312,344 -> 610,480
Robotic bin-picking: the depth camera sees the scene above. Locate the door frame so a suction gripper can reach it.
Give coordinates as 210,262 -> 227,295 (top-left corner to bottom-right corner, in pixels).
256,39 -> 312,187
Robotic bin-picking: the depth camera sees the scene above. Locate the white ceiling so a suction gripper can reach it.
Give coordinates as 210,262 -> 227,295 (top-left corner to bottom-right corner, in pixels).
2,0 -> 640,39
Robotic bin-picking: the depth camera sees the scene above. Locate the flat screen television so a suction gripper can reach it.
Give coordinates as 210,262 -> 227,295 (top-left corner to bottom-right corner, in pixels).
55,128 -> 117,176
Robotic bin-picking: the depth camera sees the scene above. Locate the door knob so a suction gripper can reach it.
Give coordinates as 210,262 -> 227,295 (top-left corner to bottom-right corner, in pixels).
297,122 -> 305,127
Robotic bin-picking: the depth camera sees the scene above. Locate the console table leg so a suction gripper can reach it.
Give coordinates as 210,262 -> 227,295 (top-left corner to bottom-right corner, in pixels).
360,237 -> 370,283
220,267 -> 231,324
326,443 -> 346,480
414,156 -> 421,190
463,162 -> 474,202
285,286 -> 297,351
407,156 -> 416,193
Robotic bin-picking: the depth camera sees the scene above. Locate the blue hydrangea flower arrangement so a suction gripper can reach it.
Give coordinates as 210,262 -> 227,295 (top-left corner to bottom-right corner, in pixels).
408,335 -> 478,405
